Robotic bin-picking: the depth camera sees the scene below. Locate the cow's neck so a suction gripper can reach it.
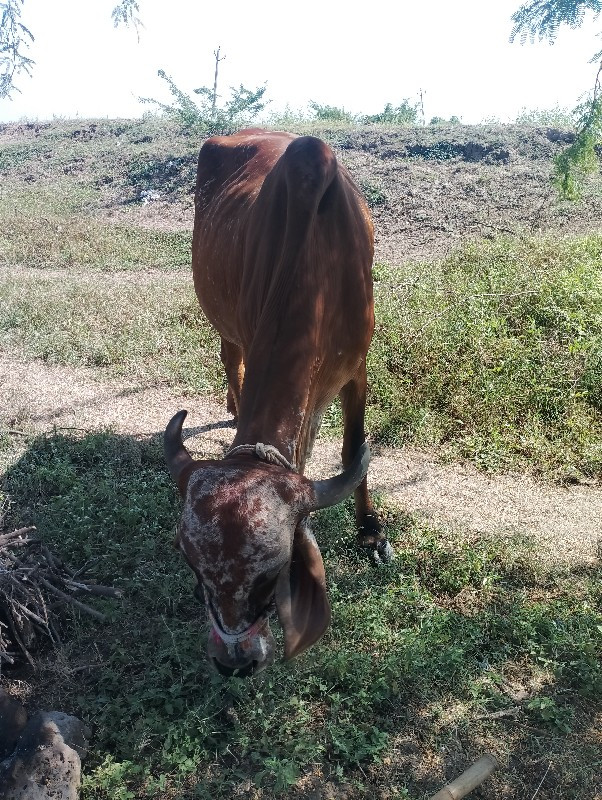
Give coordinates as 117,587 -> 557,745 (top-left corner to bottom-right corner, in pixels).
232,366 -> 320,473
231,315 -> 326,473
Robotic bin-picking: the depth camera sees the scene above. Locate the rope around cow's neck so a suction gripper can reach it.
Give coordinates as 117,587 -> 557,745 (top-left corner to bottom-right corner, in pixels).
226,442 -> 295,471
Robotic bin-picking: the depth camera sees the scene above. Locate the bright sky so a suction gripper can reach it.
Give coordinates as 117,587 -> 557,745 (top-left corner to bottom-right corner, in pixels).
0,0 -> 600,124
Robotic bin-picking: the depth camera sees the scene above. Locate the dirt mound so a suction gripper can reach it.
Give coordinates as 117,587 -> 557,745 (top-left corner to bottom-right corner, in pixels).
324,124 -> 602,263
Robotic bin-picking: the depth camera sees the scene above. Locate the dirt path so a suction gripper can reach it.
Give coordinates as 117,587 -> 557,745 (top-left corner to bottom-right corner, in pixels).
1,353 -> 600,566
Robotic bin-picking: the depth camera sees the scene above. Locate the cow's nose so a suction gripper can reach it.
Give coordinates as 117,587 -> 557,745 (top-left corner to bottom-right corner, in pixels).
212,658 -> 257,678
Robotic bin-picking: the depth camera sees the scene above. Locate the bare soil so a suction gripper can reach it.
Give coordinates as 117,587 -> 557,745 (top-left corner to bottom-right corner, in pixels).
329,125 -> 602,263
3,119 -> 599,265
102,122 -> 602,263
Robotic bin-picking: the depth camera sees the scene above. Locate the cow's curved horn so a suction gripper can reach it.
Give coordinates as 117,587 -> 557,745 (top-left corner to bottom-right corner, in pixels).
310,442 -> 370,510
164,410 -> 195,489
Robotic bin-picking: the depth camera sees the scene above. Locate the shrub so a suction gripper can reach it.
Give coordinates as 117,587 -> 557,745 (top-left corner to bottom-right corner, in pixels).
368,235 -> 602,477
363,100 -> 419,125
139,70 -> 268,135
308,101 -> 357,123
429,115 -> 461,125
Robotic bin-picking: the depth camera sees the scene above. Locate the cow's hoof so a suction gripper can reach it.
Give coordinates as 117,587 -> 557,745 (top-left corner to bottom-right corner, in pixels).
372,539 -> 394,564
357,513 -> 393,563
356,512 -> 380,541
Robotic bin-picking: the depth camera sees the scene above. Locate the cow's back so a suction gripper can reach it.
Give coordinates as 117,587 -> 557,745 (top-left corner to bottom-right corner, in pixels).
192,129 -> 373,353
192,129 -> 296,343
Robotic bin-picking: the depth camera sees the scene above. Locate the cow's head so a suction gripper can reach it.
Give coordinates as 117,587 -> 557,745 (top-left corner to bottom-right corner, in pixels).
164,410 -> 370,676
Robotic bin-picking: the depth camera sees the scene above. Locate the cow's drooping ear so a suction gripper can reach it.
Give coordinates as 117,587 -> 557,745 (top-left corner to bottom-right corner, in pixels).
275,519 -> 331,661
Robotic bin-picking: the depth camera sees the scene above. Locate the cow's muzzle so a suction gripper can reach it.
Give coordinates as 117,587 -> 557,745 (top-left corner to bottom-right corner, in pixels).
207,625 -> 275,676
204,589 -> 276,676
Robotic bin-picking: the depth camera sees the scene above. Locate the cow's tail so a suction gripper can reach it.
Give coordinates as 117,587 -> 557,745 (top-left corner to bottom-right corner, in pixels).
257,136 -> 338,315
282,135 -> 338,217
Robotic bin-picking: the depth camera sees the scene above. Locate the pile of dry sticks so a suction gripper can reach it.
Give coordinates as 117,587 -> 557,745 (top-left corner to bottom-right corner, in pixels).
0,526 -> 121,667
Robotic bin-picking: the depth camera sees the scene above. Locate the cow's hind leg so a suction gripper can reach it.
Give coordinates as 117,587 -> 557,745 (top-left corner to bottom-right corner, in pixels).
220,339 -> 245,421
340,368 -> 393,562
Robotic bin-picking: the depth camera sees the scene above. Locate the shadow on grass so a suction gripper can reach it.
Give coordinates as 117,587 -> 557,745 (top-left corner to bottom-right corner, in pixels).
1,430 -> 601,799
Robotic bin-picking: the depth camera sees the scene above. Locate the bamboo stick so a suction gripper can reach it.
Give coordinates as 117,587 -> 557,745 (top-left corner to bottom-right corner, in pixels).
430,754 -> 499,800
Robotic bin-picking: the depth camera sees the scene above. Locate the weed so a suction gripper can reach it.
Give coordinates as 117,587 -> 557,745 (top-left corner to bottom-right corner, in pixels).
360,181 -> 387,207
526,696 -> 573,732
1,434 -> 600,799
367,235 -> 602,477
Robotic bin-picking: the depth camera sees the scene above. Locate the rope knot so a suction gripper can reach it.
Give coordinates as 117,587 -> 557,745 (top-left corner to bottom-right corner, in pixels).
226,442 -> 295,471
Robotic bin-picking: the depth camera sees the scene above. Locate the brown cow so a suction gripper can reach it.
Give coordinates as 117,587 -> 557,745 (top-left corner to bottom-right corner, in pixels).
165,129 -> 392,676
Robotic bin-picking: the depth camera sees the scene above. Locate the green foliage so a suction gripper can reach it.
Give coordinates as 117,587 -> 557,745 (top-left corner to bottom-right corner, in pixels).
360,181 -> 387,207
306,99 -> 421,126
140,69 -> 268,135
555,95 -> 602,198
1,0 -> 142,97
526,696 -> 574,731
514,105 -> 576,126
3,225 -> 602,478
511,0 -> 602,43
368,236 -> 602,477
3,436 -> 601,798
363,100 -> 419,125
111,0 -> 141,30
0,0 -> 34,98
510,1 -> 602,199
429,115 -> 461,125
309,101 -> 356,123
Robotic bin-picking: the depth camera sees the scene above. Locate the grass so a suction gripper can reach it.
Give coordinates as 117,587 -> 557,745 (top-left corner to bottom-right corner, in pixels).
2,233 -> 601,478
0,116 -> 196,271
2,430 -> 600,799
0,185 -> 191,270
0,272 -> 223,392
368,235 -> 602,479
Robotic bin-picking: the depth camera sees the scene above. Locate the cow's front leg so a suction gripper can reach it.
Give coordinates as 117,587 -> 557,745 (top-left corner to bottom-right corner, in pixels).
340,370 -> 393,562
220,339 -> 245,421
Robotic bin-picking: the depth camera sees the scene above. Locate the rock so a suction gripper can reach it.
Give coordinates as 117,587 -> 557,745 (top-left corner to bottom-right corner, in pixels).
0,690 -> 28,760
0,711 -> 90,800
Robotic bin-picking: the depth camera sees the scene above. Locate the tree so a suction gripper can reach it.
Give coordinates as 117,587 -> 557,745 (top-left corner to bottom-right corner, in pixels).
0,0 -> 33,98
0,0 -> 140,99
510,0 -> 602,42
511,0 -> 602,197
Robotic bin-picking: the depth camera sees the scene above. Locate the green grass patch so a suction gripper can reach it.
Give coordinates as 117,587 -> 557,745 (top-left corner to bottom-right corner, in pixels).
2,232 -> 602,477
0,186 -> 191,270
368,235 -> 602,478
0,273 -> 222,392
1,433 -> 601,799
